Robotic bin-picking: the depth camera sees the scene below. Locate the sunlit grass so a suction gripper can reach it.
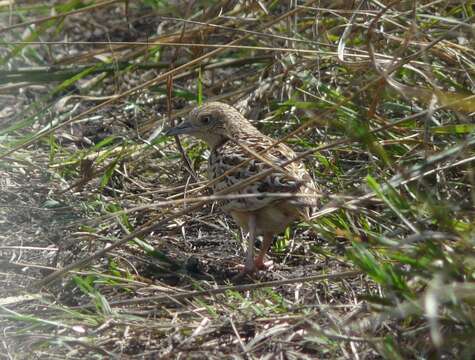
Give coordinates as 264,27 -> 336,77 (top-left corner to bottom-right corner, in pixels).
1,0 -> 474,358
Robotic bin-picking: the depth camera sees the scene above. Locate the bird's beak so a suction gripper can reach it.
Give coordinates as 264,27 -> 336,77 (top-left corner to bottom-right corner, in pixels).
164,121 -> 194,136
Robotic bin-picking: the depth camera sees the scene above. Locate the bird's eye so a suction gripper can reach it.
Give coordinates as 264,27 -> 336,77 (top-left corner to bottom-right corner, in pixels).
201,115 -> 212,125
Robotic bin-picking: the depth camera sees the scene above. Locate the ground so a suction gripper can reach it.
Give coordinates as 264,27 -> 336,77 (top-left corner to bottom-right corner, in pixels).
1,1 -> 474,359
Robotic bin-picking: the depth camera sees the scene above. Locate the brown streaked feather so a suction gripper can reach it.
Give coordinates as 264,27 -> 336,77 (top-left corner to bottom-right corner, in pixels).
168,101 -> 319,237
208,128 -> 318,214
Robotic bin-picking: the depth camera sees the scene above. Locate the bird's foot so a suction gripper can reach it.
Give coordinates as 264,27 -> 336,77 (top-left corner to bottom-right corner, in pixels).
231,269 -> 253,282
232,261 -> 257,282
254,257 -> 273,270
233,262 -> 256,275
232,258 -> 273,281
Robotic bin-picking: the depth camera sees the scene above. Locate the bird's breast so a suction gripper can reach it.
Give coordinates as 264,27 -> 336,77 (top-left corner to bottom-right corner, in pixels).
208,143 -> 317,213
230,201 -> 303,235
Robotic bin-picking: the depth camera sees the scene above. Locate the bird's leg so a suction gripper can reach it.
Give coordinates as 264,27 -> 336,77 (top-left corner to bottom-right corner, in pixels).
255,232 -> 274,270
243,213 -> 257,273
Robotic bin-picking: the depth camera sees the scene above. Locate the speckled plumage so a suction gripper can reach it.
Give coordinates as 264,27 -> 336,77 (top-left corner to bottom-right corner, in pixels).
208,127 -> 315,213
166,102 -> 318,275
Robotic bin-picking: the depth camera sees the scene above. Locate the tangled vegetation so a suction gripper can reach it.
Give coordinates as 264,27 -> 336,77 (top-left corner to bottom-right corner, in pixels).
1,0 -> 474,358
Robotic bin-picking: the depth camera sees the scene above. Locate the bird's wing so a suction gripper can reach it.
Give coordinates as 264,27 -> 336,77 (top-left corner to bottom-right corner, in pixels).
208,137 -> 317,212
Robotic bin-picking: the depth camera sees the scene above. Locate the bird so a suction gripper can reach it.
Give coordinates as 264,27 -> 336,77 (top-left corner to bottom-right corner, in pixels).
165,102 -> 318,275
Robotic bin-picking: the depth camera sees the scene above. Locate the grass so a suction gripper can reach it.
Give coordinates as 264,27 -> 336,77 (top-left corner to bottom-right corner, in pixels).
1,0 -> 474,358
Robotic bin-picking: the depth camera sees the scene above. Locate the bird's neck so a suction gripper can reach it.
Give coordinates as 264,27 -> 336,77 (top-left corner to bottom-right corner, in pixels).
194,132 -> 229,150
204,123 -> 260,150
208,135 -> 229,150
208,126 -> 262,150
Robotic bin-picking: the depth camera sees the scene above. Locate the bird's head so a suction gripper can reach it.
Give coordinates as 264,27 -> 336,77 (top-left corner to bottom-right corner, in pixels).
165,102 -> 256,149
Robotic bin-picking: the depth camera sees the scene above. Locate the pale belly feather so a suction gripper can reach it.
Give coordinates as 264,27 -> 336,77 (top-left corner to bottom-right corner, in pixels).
229,200 -> 306,236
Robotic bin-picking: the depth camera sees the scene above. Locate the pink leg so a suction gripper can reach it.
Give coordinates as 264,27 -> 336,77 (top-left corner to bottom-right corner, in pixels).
254,233 -> 274,270
243,214 -> 257,273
